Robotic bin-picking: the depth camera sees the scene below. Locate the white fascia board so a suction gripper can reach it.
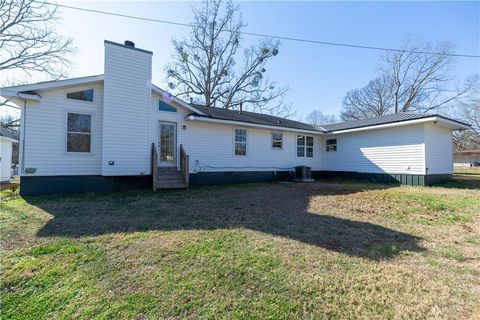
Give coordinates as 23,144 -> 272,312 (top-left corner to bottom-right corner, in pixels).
0,75 -> 104,94
435,117 -> 471,130
151,85 -> 207,115
325,116 -> 469,135
186,115 -> 323,135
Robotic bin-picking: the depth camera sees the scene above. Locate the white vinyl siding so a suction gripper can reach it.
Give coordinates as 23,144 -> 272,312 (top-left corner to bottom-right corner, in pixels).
322,124 -> 426,174
150,93 -> 321,173
424,124 -> 453,174
102,42 -> 152,176
21,83 -> 103,176
182,122 -> 321,172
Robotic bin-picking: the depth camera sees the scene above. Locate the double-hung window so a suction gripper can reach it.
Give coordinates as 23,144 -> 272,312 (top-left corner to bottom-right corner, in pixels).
297,135 -> 314,158
326,139 -> 337,152
67,113 -> 92,153
272,132 -> 283,150
234,128 -> 247,156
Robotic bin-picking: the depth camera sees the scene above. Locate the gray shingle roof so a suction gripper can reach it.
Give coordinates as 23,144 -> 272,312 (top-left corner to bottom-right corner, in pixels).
190,105 -> 319,132
321,113 -> 469,132
189,106 -> 469,133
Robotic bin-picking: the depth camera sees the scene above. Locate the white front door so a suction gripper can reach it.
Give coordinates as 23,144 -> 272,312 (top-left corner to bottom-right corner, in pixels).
158,121 -> 176,167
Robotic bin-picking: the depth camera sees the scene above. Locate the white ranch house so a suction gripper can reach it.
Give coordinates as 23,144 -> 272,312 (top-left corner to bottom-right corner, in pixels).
0,40 -> 470,195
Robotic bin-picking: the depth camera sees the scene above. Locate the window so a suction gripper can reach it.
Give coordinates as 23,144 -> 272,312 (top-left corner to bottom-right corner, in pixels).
326,139 -> 337,152
234,129 -> 247,156
297,135 -> 314,158
306,136 -> 314,157
66,89 -> 94,102
272,132 -> 283,149
297,135 -> 305,157
159,100 -> 177,112
67,113 -> 91,153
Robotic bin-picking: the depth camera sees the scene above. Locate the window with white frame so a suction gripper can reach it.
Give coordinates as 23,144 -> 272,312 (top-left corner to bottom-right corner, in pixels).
67,113 -> 92,153
326,139 -> 337,152
297,135 -> 314,158
234,128 -> 247,156
306,136 -> 314,157
66,89 -> 94,102
271,132 -> 283,149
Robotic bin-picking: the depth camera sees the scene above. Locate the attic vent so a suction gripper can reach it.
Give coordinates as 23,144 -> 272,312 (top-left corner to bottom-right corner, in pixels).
124,40 -> 135,47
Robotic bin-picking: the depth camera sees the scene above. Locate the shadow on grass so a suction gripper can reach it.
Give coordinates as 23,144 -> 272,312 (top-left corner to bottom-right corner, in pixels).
31,182 -> 424,260
433,175 -> 480,190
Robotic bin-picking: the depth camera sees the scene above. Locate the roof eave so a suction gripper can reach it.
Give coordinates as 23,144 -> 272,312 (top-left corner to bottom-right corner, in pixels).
0,75 -> 104,96
435,116 -> 471,130
324,116 -> 471,134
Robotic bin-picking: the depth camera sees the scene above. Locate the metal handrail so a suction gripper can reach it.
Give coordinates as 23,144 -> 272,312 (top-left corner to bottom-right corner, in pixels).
180,144 -> 189,187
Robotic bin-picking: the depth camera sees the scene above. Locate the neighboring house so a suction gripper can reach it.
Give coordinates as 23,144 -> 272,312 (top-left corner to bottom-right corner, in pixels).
454,150 -> 480,167
0,126 -> 18,182
0,40 -> 471,195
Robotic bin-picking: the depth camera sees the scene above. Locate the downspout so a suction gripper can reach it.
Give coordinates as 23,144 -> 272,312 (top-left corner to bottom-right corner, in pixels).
18,96 -> 26,174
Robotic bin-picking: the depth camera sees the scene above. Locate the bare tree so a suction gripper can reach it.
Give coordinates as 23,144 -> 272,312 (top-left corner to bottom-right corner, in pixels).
0,0 -> 74,82
453,98 -> 480,150
341,76 -> 392,120
306,110 -> 338,127
341,38 -> 479,121
166,0 -> 291,116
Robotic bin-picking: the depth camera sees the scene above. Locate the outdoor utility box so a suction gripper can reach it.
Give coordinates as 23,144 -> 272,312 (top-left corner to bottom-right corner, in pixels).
294,165 -> 313,181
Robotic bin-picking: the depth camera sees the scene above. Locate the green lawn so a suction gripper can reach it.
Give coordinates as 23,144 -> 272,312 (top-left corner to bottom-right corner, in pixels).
1,178 -> 479,319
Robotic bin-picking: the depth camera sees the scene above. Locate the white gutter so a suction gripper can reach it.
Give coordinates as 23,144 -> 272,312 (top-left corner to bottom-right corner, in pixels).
186,115 -> 322,135
324,116 -> 470,135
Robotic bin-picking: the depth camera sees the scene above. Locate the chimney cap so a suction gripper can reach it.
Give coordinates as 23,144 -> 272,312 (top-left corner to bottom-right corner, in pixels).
124,40 -> 135,47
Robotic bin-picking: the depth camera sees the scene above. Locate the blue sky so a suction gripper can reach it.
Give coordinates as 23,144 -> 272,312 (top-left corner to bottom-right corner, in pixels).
4,1 -> 480,120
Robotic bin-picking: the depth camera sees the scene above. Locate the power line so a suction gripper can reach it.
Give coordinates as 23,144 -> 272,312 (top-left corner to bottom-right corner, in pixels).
36,0 -> 480,59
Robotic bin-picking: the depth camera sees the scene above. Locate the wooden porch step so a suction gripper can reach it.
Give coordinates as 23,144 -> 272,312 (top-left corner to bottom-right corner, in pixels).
155,167 -> 187,189
155,181 -> 187,189
157,167 -> 178,173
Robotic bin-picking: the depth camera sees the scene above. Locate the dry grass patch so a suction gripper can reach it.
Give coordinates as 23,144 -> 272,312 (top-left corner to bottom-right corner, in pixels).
455,167 -> 480,175
1,178 -> 479,319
